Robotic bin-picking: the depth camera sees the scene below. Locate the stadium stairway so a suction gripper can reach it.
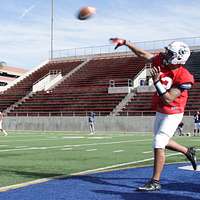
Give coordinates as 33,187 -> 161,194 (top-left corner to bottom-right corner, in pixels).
110,91 -> 136,116
46,58 -> 92,91
118,91 -> 155,116
0,59 -> 84,113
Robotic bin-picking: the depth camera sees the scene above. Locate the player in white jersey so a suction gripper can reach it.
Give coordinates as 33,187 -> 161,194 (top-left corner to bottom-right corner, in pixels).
0,112 -> 8,136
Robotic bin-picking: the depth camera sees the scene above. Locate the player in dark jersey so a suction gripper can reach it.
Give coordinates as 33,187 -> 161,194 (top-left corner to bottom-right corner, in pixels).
193,111 -> 200,136
88,112 -> 95,134
110,38 -> 197,191
176,122 -> 184,136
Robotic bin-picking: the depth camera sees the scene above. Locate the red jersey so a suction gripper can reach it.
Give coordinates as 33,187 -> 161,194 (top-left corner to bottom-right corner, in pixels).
152,53 -> 194,114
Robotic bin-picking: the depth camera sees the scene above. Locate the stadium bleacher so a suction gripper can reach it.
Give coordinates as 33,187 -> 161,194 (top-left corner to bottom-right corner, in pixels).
185,51 -> 200,81
6,55 -> 146,116
0,49 -> 200,117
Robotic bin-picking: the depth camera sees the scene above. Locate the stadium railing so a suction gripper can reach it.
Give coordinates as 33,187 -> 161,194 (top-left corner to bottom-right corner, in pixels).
7,110 -> 196,117
52,36 -> 200,60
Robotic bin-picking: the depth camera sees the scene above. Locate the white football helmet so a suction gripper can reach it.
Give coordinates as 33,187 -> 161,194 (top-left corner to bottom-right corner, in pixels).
164,41 -> 191,65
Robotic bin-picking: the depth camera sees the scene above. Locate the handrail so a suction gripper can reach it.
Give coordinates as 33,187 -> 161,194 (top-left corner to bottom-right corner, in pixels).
33,70 -> 61,86
7,110 -> 195,117
52,36 -> 200,59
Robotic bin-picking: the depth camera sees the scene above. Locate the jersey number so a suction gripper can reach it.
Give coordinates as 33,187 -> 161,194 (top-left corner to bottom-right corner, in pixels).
161,77 -> 173,90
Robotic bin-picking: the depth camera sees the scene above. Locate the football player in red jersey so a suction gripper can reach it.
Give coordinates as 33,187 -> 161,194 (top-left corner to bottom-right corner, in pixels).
110,38 -> 197,191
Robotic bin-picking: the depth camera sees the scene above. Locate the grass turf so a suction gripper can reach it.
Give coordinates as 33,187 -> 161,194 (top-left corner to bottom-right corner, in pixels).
0,131 -> 199,187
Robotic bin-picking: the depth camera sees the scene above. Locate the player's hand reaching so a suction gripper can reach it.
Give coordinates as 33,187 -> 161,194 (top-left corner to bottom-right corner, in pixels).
150,66 -> 161,83
110,38 -> 126,49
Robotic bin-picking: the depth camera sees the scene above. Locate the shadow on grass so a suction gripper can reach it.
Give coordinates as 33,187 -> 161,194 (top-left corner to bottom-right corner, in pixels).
0,169 -> 63,179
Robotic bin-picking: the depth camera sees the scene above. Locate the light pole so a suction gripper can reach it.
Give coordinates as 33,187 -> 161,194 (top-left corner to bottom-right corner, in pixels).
50,0 -> 54,60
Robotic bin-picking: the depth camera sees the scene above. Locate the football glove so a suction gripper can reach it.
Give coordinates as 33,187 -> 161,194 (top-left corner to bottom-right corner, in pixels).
110,38 -> 126,50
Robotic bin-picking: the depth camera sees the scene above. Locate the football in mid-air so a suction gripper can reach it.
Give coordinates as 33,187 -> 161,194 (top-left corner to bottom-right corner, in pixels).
77,6 -> 96,20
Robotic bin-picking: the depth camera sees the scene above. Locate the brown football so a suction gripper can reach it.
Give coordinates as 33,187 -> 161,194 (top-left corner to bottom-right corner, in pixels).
77,6 -> 96,20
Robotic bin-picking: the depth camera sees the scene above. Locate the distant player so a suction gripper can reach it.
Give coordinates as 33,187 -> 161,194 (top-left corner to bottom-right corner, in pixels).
88,112 -> 95,134
0,112 -> 8,136
110,38 -> 197,191
176,122 -> 184,136
193,111 -> 200,136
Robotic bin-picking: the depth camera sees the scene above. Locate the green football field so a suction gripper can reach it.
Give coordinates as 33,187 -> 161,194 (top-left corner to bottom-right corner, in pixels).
0,131 -> 199,188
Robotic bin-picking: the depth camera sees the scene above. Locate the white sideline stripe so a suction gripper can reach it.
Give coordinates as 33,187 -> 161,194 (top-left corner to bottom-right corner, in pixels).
86,149 -> 97,152
113,150 -> 124,153
0,152 -> 181,192
0,139 -> 151,153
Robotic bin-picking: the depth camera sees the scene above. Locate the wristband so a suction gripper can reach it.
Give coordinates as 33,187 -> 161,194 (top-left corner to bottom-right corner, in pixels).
154,81 -> 167,96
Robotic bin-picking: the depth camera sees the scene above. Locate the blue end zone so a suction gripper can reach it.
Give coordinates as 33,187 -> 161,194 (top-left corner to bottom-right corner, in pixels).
0,163 -> 199,200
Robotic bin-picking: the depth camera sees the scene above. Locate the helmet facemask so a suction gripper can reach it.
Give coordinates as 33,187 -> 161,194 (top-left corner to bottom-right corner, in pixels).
164,48 -> 177,65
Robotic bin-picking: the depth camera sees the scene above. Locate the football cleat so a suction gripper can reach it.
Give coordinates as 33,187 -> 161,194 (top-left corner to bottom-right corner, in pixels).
137,179 -> 161,192
186,147 -> 197,170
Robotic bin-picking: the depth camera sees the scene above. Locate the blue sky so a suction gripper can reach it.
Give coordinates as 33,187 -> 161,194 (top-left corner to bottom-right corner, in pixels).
0,0 -> 199,69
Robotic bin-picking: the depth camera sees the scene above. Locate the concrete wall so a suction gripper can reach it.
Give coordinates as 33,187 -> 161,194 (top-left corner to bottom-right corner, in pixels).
3,116 -> 194,133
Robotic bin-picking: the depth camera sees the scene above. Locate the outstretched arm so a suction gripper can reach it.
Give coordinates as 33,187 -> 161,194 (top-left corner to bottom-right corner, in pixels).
125,40 -> 154,61
110,38 -> 154,62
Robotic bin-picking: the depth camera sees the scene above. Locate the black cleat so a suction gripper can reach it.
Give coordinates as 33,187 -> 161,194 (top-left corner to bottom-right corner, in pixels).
186,147 -> 197,170
137,179 -> 161,191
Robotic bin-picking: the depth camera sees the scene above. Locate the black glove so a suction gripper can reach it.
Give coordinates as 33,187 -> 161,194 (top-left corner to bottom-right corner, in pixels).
110,38 -> 126,50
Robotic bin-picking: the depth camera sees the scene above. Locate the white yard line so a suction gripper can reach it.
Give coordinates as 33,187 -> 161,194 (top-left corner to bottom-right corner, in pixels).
66,139 -> 151,147
61,148 -> 72,151
15,146 -> 28,149
113,150 -> 124,153
0,138 -> 65,143
0,152 -> 182,192
143,151 -> 152,154
86,149 -> 97,152
0,139 -> 151,153
88,137 -> 112,139
63,136 -> 85,139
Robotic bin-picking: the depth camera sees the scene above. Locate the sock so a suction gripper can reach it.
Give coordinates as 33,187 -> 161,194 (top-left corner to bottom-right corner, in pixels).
151,179 -> 160,184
